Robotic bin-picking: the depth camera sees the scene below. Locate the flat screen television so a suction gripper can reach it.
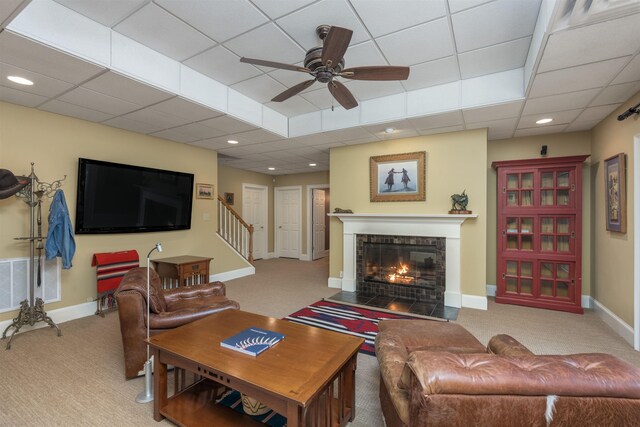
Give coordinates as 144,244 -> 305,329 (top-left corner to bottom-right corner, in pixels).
75,158 -> 194,234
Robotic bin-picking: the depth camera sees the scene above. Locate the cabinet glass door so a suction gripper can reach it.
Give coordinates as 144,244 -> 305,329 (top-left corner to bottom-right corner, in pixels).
540,216 -> 575,254
505,172 -> 533,207
505,217 -> 534,251
504,260 -> 533,295
540,169 -> 574,207
539,261 -> 575,300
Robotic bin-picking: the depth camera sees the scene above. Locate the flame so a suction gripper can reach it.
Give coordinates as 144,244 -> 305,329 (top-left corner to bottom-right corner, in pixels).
389,273 -> 397,282
387,264 -> 410,284
397,264 -> 408,274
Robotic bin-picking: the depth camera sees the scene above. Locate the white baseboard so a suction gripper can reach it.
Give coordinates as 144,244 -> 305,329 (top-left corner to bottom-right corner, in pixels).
211,265 -> 255,282
264,252 -> 275,259
0,301 -> 96,336
462,294 -> 488,310
328,277 -> 342,289
592,298 -> 634,347
299,253 -> 311,261
581,295 -> 592,309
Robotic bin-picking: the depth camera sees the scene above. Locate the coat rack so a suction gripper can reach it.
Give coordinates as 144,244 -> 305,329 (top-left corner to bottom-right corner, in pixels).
2,163 -> 66,349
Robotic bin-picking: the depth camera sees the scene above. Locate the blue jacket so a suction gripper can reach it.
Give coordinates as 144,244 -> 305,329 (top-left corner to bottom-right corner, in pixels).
46,190 -> 75,269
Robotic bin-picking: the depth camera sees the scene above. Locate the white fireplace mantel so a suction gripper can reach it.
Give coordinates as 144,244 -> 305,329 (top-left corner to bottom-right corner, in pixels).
329,213 -> 478,308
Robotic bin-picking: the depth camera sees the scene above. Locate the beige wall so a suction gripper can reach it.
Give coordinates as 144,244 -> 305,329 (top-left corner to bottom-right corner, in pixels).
0,102 -> 247,322
486,132 -> 592,296
329,129 -> 488,298
591,92 -> 640,326
218,166 -> 329,256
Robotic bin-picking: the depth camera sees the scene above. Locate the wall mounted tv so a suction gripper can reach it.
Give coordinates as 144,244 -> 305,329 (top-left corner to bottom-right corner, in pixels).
75,158 -> 194,234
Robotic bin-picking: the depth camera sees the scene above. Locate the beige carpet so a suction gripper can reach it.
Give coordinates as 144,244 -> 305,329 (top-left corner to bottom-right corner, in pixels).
0,257 -> 638,426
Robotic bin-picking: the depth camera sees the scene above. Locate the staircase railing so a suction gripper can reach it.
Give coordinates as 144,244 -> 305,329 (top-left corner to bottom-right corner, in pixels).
217,195 -> 254,264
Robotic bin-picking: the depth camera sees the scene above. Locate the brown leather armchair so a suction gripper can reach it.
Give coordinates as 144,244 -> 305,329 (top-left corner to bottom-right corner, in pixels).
115,267 -> 240,379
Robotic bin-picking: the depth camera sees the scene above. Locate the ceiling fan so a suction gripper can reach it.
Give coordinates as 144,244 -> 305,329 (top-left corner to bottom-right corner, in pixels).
240,25 -> 410,110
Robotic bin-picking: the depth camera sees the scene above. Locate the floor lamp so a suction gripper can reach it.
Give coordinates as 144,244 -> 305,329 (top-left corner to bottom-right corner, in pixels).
136,242 -> 162,404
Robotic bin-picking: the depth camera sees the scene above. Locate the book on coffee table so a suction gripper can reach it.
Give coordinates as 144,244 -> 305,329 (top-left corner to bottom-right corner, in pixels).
220,327 -> 285,356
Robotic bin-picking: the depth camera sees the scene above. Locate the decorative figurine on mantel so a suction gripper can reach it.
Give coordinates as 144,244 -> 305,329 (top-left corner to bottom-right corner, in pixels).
334,207 -> 353,214
449,190 -> 471,214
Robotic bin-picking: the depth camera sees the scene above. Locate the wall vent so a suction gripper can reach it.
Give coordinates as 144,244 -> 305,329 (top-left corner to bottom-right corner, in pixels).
0,257 -> 61,314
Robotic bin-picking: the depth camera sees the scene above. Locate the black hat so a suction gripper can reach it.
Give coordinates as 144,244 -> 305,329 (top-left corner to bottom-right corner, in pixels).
0,169 -> 29,199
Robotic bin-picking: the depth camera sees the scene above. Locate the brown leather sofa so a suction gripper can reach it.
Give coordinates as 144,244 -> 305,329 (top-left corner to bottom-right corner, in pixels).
375,319 -> 640,426
114,267 -> 240,379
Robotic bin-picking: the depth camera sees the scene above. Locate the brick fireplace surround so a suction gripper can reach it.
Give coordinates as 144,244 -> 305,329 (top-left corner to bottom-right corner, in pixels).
329,213 -> 477,309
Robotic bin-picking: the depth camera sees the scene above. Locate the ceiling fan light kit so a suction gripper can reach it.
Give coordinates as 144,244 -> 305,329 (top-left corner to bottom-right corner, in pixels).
240,25 -> 410,110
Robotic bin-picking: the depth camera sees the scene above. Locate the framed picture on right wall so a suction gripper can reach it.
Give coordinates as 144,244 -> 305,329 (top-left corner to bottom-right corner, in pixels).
604,153 -> 626,233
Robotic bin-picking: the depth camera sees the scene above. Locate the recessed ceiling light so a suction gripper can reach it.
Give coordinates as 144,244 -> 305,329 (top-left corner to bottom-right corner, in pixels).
268,167 -> 275,171
227,140 -> 238,144
7,75 -> 33,86
385,127 -> 395,134
309,163 -> 317,167
536,118 -> 553,124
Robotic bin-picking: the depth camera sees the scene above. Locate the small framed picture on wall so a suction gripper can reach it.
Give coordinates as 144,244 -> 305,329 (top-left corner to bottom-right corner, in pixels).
196,183 -> 214,199
224,192 -> 234,205
604,153 -> 626,233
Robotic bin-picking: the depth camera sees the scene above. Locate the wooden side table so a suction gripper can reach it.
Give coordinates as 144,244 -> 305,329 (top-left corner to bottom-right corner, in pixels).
151,256 -> 213,288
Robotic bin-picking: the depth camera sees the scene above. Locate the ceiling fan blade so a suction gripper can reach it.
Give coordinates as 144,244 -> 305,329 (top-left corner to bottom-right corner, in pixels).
240,57 -> 310,73
321,26 -> 353,68
340,66 -> 410,81
328,80 -> 358,110
272,79 -> 316,102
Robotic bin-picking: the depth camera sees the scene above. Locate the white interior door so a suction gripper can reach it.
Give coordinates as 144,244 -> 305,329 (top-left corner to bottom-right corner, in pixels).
243,184 -> 267,260
312,189 -> 328,260
275,187 -> 301,259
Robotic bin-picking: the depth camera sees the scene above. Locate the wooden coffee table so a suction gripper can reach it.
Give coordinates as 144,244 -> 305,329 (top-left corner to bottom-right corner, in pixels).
148,309 -> 364,426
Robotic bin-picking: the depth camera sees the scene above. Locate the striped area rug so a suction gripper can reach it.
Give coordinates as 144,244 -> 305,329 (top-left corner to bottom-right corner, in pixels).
284,300 -> 420,356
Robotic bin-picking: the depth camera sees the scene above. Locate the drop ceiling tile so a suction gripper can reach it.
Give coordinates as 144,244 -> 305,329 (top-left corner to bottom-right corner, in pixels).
53,0 -> 147,27
452,0 -> 540,52
259,139 -> 300,151
114,3 -> 215,62
575,104 -> 619,123
528,57 -> 630,98
276,0 -> 369,50
517,109 -> 582,128
538,13 -> 640,73
377,19 -> 453,66
466,117 -> 518,138
122,107 -> 190,130
0,85 -> 48,107
150,97 -> 223,122
591,81 -> 640,106
352,0 -> 446,37
326,126 -> 375,142
340,135 -> 380,145
103,116 -> 165,134
459,37 -> 530,79
448,0 -> 493,14
231,75 -> 287,104
0,61 -> 74,98
375,128 -> 419,140
82,71 -> 174,105
401,56 -> 459,91
38,99 -> 113,122
200,115 -> 258,134
1,0 -> 28,26
224,23 -> 305,67
417,125 -> 465,136
522,89 -> 600,115
347,80 -> 405,101
300,85 -> 346,109
612,55 -> 640,84
167,122 -> 227,140
189,139 -> 227,151
155,0 -> 268,42
290,132 -> 341,145
58,87 -> 142,115
409,111 -> 464,129
0,31 -> 105,84
363,119 -> 416,134
151,128 -> 199,143
463,101 -> 523,123
344,41 -> 387,68
184,46 -> 262,86
565,119 -> 600,132
268,65 -> 313,89
233,129 -> 283,144
251,0 -> 316,19
265,97 -> 319,116
514,124 -> 567,137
